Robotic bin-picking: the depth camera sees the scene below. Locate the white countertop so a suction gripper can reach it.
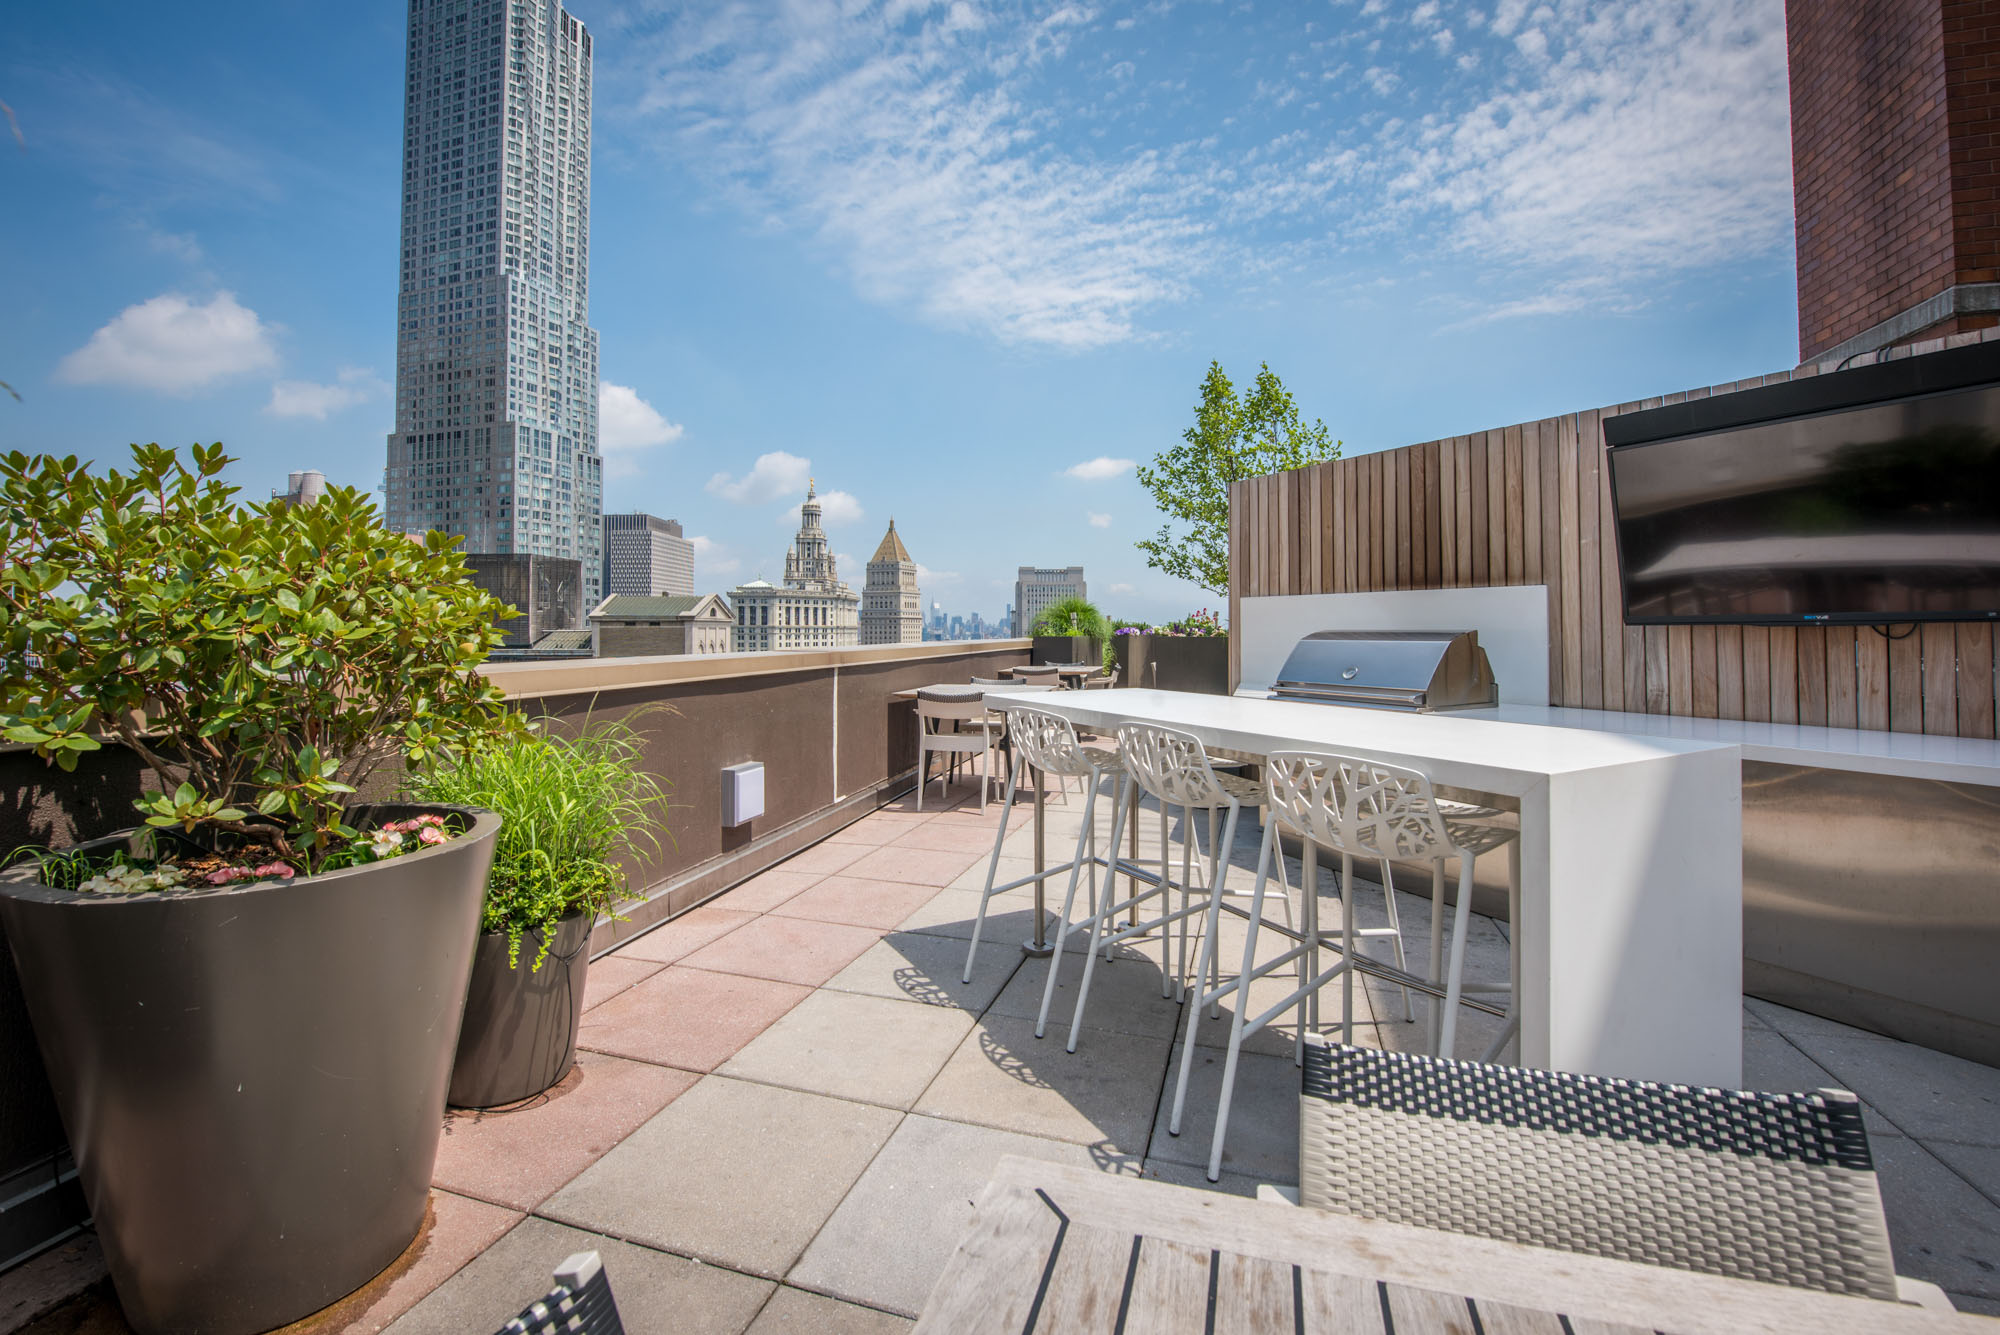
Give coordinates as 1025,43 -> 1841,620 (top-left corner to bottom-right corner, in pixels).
1456,702 -> 2000,786
995,689 -> 1735,798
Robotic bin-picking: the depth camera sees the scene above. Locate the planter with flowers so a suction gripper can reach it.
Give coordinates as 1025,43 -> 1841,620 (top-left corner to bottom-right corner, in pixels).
407,716 -> 670,1109
0,444 -> 520,1335
1111,608 -> 1229,694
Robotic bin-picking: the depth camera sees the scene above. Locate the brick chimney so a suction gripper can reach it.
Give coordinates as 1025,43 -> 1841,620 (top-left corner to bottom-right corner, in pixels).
1790,0 -> 2000,364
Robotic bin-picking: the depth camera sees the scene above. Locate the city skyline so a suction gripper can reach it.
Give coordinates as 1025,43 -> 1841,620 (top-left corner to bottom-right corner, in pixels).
0,1 -> 1799,626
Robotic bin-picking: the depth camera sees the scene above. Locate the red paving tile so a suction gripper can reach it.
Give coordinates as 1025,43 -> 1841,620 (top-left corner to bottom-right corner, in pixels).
838,844 -> 986,888
577,966 -> 811,1072
776,840 -> 875,877
582,954 -> 665,1012
315,1189 -> 521,1333
768,875 -> 941,932
679,914 -> 884,988
820,820 -> 901,845
613,905 -> 757,964
432,1051 -> 698,1210
719,867 -> 826,912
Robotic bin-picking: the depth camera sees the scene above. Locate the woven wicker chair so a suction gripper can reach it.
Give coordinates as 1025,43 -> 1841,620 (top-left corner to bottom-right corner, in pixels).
1010,664 -> 1063,686
915,688 -> 1006,811
1297,1041 -> 1953,1310
495,1251 -> 624,1335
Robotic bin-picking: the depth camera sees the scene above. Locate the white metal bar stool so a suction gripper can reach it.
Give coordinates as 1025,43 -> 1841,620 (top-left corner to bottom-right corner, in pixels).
1044,722 -> 1290,1053
962,704 -> 1128,983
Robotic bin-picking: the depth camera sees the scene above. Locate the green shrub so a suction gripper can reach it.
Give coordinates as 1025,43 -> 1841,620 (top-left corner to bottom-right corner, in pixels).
406,715 -> 672,970
1030,596 -> 1108,638
0,443 -> 522,873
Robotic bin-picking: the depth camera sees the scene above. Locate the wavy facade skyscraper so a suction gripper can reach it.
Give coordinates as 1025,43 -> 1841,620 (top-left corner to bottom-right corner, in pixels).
384,0 -> 603,607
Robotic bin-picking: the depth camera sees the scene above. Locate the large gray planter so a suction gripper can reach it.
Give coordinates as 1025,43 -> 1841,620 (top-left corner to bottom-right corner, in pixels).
0,804 -> 498,1335
1113,634 -> 1229,694
449,908 -> 592,1109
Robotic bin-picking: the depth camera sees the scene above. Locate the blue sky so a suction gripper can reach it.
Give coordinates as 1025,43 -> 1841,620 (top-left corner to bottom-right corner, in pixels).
1,0 -> 1796,625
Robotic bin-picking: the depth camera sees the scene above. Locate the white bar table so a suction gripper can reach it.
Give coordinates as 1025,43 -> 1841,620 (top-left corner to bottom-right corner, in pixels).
987,688 -> 1744,1087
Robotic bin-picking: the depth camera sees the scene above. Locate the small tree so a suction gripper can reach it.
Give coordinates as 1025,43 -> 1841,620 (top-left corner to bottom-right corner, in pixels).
0,442 -> 525,872
1136,361 -> 1340,596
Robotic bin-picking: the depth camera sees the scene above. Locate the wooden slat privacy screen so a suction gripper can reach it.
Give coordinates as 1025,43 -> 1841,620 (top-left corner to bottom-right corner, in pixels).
1226,330 -> 2000,738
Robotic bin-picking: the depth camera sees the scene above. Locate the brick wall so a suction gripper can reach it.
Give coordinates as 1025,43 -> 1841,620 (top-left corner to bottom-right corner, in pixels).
1790,0 -> 1954,360
1791,0 -> 2000,358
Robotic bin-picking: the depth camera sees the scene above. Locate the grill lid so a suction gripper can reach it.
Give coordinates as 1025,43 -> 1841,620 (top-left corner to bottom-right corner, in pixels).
1269,629 -> 1498,711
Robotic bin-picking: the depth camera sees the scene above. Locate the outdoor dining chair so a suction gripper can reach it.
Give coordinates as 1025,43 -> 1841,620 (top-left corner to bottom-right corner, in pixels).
914,688 -> 1007,812
494,1251 -> 625,1335
1297,1040 -> 1954,1311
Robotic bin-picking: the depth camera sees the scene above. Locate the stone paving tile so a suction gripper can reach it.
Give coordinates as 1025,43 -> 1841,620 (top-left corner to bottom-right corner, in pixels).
839,845 -> 987,888
1869,1137 -> 2000,1303
745,1288 -> 912,1334
1928,1141 -> 2000,1204
613,904 -> 758,965
720,990 -> 974,1110
1739,1030 -> 1902,1140
681,914 -> 884,988
541,1076 -> 901,1280
913,1012 -> 1171,1155
1139,1158 -> 1269,1201
821,820 -> 905,845
577,966 -> 811,1073
895,888 -> 1053,944
383,1214 -> 772,1335
581,953 -> 664,1012
989,944 -> 1187,1043
790,1115 -> 1132,1317
1145,1045 -> 1302,1187
822,930 -> 1023,1014
1781,1027 -> 2000,1146
432,1051 -> 698,1210
947,855 -> 1034,892
721,868 -> 827,913
332,1190 -> 524,1334
768,875 -> 941,932
777,840 -> 876,877
887,820 -> 1013,855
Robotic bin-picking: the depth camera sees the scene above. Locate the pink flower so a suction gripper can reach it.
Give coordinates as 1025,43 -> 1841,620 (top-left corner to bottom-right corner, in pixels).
417,826 -> 447,846
257,863 -> 296,880
206,868 -> 240,885
416,814 -> 445,827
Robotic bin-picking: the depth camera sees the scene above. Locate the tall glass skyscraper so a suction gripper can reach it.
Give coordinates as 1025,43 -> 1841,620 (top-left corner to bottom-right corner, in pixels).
385,0 -> 603,606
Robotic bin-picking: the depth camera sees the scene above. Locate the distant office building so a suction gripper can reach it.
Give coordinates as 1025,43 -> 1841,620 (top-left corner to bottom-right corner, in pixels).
272,469 -> 328,508
465,554 -> 583,649
860,519 -> 923,645
383,0 -> 605,607
1013,566 -> 1086,636
589,593 -> 733,657
730,482 -> 860,652
602,513 -> 693,597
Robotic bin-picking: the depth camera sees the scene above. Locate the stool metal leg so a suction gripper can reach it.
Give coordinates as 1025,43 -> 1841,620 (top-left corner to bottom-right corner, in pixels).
1024,765 -> 1051,958
1437,852 -> 1478,1059
1035,770 -> 1127,1040
963,753 -> 1026,983
1168,806 -> 1268,1138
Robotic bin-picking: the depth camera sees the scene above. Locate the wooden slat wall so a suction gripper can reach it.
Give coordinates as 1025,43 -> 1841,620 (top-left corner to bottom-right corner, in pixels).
1226,331 -> 2000,740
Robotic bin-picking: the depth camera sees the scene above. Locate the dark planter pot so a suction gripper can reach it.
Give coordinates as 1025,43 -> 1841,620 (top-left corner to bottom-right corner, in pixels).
1113,634 -> 1230,694
1032,635 -> 1104,668
0,804 -> 498,1335
449,908 -> 592,1109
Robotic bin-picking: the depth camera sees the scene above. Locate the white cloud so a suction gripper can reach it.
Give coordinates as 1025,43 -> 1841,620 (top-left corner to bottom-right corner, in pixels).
1064,456 -> 1136,481
707,450 -> 811,504
57,291 -> 277,394
1386,0 -> 1792,276
620,4 -> 1210,349
781,490 -> 863,527
600,382 -> 684,451
689,534 -> 741,579
266,366 -> 387,420
914,562 -> 960,585
1109,581 -> 1136,595
600,382 -> 685,479
1087,511 -> 1112,528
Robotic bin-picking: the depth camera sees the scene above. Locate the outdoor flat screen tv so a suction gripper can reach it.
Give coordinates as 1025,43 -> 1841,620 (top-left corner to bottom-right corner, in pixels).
1605,341 -> 2000,626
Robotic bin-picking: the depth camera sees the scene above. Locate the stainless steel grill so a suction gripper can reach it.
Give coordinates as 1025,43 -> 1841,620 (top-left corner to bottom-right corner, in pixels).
1268,630 -> 1498,712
